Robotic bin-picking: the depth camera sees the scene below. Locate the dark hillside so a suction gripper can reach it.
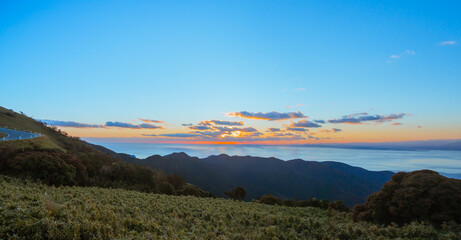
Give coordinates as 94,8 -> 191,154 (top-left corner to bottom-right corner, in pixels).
98,144 -> 394,206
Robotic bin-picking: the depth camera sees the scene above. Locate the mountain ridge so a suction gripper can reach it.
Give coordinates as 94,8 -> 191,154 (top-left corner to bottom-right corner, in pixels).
92,145 -> 394,207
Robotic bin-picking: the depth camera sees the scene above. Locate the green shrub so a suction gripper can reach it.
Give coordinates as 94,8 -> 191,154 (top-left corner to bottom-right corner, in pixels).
352,170 -> 461,225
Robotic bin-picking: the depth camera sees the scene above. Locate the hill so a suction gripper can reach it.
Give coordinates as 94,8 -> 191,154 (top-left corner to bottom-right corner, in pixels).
94,145 -> 393,207
0,106 -> 210,197
1,175 -> 459,239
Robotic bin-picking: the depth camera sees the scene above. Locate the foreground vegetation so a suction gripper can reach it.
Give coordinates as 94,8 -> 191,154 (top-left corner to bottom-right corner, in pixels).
1,176 -> 460,240
353,170 -> 461,225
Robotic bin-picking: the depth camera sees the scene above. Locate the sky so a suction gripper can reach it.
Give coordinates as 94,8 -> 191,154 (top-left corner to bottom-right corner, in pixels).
1,0 -> 460,144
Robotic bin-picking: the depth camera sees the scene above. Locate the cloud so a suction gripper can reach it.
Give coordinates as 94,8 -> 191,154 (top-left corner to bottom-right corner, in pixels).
416,125 -> 423,128
106,121 -> 163,129
392,123 -> 403,126
388,50 -> 416,63
188,125 -> 212,131
439,41 -> 456,46
328,112 -> 407,124
157,133 -> 200,138
182,123 -> 193,126
215,126 -> 258,132
228,111 -> 307,121
142,134 -> 157,137
39,119 -> 103,128
405,50 -> 416,55
289,120 -> 322,128
314,120 -> 326,124
266,128 -> 281,132
138,118 -> 164,123
286,127 -> 309,132
319,128 -> 342,133
199,120 -> 244,126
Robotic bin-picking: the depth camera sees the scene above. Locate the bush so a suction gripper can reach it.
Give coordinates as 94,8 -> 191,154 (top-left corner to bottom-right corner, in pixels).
225,186 -> 246,201
352,170 -> 461,225
258,194 -> 283,205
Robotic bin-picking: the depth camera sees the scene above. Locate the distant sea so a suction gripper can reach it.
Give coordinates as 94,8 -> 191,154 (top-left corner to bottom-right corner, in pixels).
86,141 -> 461,177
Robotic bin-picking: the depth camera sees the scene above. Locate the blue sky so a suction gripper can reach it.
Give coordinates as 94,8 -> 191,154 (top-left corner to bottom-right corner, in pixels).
1,0 -> 460,143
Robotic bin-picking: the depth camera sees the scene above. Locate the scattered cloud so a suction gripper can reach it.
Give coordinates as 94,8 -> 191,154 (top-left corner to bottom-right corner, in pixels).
188,125 -> 213,131
320,128 -> 342,133
286,127 -> 309,132
328,112 -> 407,124
439,41 -> 456,46
106,121 -> 163,129
266,128 -> 281,132
289,120 -> 322,128
199,120 -> 244,126
392,123 -> 403,126
182,123 -> 193,126
387,50 -> 416,63
228,111 -> 307,121
138,118 -> 164,123
157,133 -> 200,138
314,120 -> 326,124
39,119 -> 103,128
416,125 -> 423,128
142,134 -> 157,137
405,50 -> 416,55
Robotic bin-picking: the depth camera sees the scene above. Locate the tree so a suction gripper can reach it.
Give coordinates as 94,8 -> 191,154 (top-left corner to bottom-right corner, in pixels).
225,186 -> 246,201
352,170 -> 461,225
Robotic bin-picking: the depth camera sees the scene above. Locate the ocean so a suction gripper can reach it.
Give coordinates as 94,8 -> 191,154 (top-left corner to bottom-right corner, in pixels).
86,141 -> 461,176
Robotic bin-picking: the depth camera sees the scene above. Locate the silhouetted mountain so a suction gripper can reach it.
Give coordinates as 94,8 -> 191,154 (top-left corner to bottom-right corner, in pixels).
94,145 -> 394,207
300,139 -> 461,151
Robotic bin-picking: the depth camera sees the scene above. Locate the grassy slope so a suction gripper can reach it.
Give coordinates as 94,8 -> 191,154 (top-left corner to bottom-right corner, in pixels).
0,107 -> 64,151
1,176 -> 459,240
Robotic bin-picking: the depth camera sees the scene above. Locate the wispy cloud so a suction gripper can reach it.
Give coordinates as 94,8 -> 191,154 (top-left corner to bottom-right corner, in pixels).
288,120 -> 322,128
138,118 -> 164,123
405,50 -> 416,55
106,121 -> 163,129
228,111 -> 307,121
319,128 -> 342,133
387,50 -> 415,63
439,41 -> 456,46
157,133 -> 200,138
199,120 -> 244,126
328,112 -> 407,124
39,119 -> 103,128
266,128 -> 281,132
392,123 -> 403,126
286,127 -> 309,132
188,125 -> 213,131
